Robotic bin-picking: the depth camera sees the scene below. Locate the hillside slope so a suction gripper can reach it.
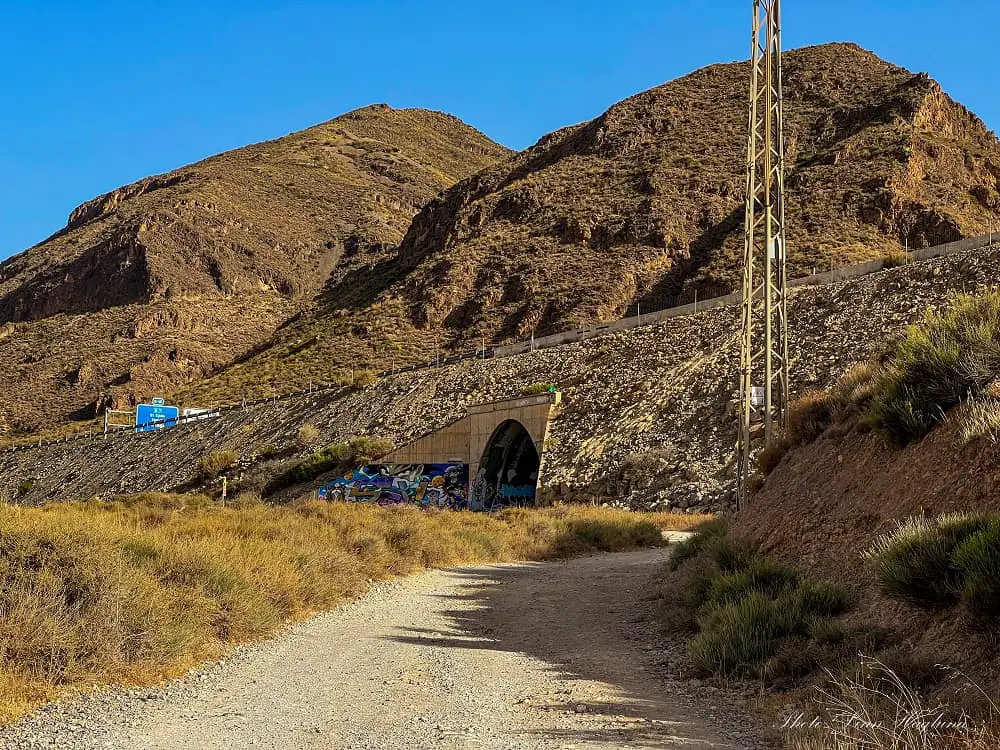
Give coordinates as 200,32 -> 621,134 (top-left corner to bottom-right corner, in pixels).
180,42 -> 1000,405
0,106 -> 510,434
735,420 -> 1000,693
6,242 -> 1000,512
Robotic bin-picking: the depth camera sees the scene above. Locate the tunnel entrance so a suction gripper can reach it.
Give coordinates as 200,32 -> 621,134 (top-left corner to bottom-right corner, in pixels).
472,420 -> 540,511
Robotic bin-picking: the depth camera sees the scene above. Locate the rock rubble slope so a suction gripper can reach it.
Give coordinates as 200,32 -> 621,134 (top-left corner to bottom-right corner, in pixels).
2,243 -> 998,510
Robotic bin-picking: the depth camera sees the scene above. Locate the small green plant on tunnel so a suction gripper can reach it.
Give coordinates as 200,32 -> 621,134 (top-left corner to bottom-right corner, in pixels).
521,383 -> 556,396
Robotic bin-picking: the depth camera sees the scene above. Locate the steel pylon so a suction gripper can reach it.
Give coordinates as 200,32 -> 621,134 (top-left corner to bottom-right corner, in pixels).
737,0 -> 790,510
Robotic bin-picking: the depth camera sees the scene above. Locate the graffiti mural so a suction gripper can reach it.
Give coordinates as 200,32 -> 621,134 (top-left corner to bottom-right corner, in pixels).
319,463 -> 469,510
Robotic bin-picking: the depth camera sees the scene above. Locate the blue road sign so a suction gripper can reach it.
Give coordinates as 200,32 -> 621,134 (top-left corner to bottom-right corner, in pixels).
136,403 -> 180,433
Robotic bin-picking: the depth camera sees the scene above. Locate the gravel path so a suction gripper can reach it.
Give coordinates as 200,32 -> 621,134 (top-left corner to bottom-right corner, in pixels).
0,549 -> 769,749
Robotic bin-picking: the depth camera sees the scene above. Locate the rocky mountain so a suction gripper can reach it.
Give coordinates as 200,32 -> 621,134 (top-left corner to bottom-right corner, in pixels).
6,42 -> 1000,433
0,106 -> 510,434
175,42 -> 1000,407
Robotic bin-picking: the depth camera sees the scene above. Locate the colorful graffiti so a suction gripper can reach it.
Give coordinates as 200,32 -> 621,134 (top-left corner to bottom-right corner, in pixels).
319,463 -> 469,509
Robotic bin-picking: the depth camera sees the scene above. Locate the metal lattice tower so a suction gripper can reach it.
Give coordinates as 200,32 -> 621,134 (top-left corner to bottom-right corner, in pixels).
737,0 -> 789,509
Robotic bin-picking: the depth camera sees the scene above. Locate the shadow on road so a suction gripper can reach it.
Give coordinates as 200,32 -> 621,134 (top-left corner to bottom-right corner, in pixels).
382,550 -> 757,749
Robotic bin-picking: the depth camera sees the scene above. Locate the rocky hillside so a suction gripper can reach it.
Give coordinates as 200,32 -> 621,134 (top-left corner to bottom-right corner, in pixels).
5,242 -> 1000,511
736,417 -> 1000,694
0,106 -> 510,434
177,43 -> 1000,406
398,43 -> 1000,336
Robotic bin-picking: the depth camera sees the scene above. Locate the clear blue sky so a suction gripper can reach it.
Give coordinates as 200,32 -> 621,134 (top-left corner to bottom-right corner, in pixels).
1,0 -> 998,260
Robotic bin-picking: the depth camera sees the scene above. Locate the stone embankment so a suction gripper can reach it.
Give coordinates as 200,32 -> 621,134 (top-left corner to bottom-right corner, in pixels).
2,244 -> 997,511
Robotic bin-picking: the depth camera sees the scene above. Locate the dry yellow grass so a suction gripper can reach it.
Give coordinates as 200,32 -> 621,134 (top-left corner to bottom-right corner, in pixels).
0,494 -> 706,723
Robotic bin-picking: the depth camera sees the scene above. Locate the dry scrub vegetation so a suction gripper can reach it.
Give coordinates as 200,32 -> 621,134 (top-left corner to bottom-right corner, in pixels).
759,291 -> 1000,476
662,523 -> 1000,749
788,657 -> 1000,750
0,495 -> 700,722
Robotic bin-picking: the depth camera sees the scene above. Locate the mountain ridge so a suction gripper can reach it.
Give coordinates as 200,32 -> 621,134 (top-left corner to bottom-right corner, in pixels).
0,105 -> 510,434
174,42 -> 1000,409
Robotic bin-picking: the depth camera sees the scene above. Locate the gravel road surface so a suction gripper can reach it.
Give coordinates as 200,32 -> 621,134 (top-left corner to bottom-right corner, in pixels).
0,549 -> 768,749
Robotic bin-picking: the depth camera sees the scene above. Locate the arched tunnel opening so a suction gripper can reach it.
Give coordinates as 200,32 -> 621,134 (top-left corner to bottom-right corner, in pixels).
472,419 -> 540,511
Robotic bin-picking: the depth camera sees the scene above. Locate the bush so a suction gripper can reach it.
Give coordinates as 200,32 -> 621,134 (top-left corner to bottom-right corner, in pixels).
665,523 -> 851,680
199,450 -> 238,480
690,592 -> 805,676
669,518 -> 729,570
690,582 -> 852,678
352,370 -> 378,388
866,514 -> 991,608
960,397 -> 1000,443
268,436 -> 394,494
705,556 -> 799,605
787,390 -> 837,444
862,292 -> 1000,445
296,424 -> 320,448
953,520 -> 1000,617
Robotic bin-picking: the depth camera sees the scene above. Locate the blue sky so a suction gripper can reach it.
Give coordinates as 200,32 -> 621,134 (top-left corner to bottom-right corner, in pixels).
1,0 -> 998,260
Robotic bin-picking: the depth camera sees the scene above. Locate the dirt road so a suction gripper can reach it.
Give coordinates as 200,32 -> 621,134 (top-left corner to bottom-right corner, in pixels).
3,549 -> 767,749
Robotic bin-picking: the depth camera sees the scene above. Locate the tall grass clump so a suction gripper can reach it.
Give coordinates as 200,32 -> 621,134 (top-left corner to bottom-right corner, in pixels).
863,292 -> 1000,445
788,656 -> 1000,750
0,498 -> 697,722
866,514 -> 992,608
953,520 -> 1000,617
663,522 -> 851,679
960,396 -> 1000,444
198,449 -> 238,479
669,517 -> 730,570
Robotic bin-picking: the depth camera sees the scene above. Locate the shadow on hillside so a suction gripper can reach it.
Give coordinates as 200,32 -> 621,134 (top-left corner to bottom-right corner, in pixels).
381,552 -> 756,749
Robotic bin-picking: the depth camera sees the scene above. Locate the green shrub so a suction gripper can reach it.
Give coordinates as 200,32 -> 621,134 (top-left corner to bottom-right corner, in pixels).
198,450 -> 238,480
690,590 -> 808,676
795,580 -> 852,616
669,518 -> 729,570
705,556 -> 798,605
704,533 -> 759,574
689,580 -> 852,678
666,523 -> 851,680
862,292 -> 1000,445
268,436 -> 393,494
866,514 -> 991,608
953,520 -> 1000,617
